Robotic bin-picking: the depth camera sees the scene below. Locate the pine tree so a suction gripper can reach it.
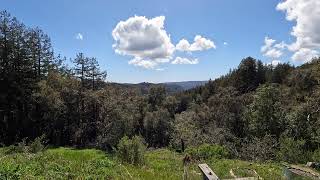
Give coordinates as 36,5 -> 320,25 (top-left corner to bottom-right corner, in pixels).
0,11 -> 38,143
27,28 -> 54,80
73,53 -> 90,116
87,57 -> 107,90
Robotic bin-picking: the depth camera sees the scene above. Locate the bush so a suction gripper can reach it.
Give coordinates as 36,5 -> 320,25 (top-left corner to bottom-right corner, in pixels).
239,135 -> 277,162
277,136 -> 306,163
313,149 -> 320,162
5,135 -> 47,154
28,135 -> 47,153
117,136 -> 146,165
185,144 -> 230,161
5,138 -> 28,154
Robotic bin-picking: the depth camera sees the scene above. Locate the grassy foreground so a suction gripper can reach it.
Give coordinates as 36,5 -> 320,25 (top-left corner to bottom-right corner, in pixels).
0,147 -> 286,179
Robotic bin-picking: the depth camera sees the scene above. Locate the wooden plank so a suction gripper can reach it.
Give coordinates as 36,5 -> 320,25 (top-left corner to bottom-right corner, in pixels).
198,163 -> 220,180
285,165 -> 320,179
224,178 -> 255,180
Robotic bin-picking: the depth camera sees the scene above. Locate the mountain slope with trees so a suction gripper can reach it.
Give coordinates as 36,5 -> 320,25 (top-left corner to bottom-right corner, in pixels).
0,10 -> 320,167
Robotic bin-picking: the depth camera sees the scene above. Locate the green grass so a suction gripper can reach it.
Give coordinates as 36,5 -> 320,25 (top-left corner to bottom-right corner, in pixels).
206,159 -> 284,179
0,147 -> 296,179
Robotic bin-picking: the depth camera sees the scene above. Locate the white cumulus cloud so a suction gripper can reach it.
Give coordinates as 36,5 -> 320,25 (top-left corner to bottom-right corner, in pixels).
128,57 -> 158,69
267,60 -> 281,67
261,37 -> 285,59
112,16 -> 174,69
176,39 -> 191,52
171,57 -> 199,65
155,68 -> 165,71
291,48 -> 319,62
112,16 -> 216,69
76,33 -> 83,40
176,35 -> 216,52
276,0 -> 320,62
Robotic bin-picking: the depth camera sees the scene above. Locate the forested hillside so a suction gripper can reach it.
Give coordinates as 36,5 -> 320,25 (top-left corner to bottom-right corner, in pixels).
1,10 -> 320,166
106,81 -> 207,95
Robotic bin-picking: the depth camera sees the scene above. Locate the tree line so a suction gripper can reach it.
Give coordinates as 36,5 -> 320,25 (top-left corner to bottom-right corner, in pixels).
1,11 -> 320,163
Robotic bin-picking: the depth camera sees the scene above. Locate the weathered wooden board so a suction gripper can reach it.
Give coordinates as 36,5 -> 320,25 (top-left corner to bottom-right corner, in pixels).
224,178 -> 255,180
198,163 -> 220,180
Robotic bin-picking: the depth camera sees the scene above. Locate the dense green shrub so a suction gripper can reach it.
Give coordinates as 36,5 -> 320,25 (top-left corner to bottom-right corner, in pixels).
185,144 -> 230,160
28,135 -> 47,153
117,136 -> 146,165
239,135 -> 277,162
313,149 -> 320,162
5,138 -> 28,154
5,136 -> 47,154
277,136 -> 306,163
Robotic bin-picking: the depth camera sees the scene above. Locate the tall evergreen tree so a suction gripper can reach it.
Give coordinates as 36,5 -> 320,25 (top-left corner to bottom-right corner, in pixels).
235,57 -> 258,93
27,28 -> 54,80
87,57 -> 107,90
73,53 -> 90,113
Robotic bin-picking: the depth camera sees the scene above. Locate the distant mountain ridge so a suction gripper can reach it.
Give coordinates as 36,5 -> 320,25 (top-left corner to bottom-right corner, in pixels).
163,81 -> 208,90
107,80 -> 208,94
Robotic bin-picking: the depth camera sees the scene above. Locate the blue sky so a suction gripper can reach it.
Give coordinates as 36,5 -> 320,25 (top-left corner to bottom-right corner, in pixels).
2,0 -> 318,83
